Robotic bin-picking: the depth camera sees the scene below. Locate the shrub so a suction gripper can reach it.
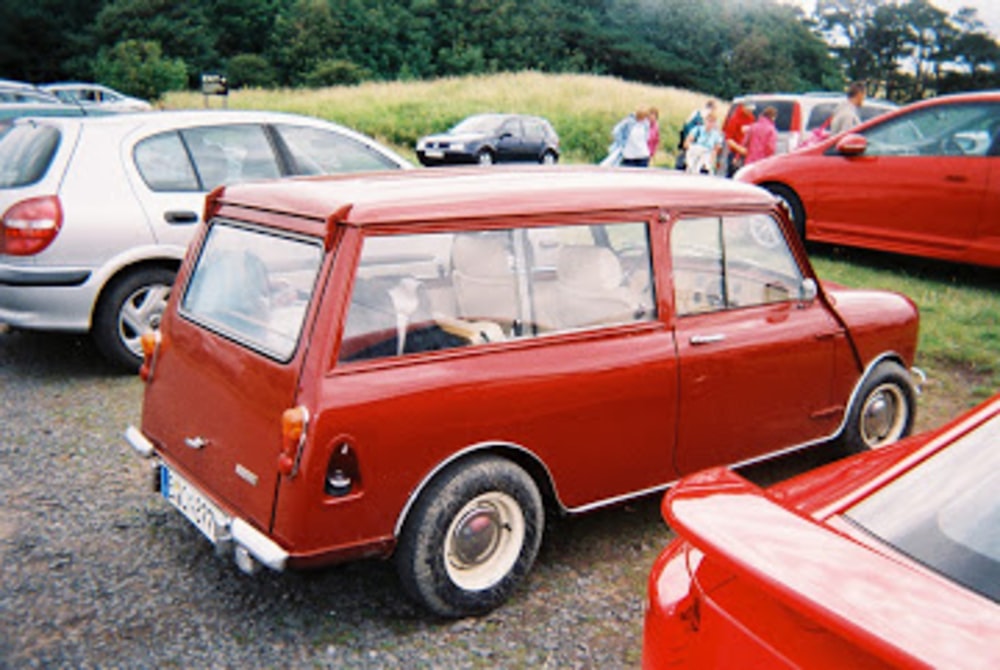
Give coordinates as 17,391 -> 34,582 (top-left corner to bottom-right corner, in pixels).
227,53 -> 277,89
305,59 -> 369,87
94,39 -> 187,103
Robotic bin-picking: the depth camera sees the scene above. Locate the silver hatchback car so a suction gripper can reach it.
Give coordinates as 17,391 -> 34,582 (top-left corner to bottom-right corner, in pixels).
0,110 -> 410,369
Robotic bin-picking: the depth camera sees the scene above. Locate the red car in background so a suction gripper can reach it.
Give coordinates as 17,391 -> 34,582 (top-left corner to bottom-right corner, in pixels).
643,393 -> 1000,669
736,91 -> 1000,268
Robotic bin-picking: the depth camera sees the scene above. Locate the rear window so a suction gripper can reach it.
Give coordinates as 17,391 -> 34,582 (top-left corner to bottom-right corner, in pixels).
0,124 -> 60,188
745,99 -> 796,132
181,222 -> 323,361
845,414 -> 1000,603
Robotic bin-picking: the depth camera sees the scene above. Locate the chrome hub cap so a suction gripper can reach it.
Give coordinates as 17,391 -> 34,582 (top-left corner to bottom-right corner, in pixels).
119,283 -> 170,356
444,492 -> 525,591
860,384 -> 907,448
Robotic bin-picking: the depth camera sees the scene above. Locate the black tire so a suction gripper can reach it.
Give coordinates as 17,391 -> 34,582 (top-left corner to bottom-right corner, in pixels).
476,149 -> 495,166
840,361 -> 916,454
92,266 -> 175,372
763,183 -> 806,241
395,455 -> 544,618
540,150 -> 558,165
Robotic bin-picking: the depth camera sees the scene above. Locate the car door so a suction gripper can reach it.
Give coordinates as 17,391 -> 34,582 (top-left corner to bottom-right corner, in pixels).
813,101 -> 999,256
670,213 -> 844,475
130,123 -> 283,250
495,119 -> 525,162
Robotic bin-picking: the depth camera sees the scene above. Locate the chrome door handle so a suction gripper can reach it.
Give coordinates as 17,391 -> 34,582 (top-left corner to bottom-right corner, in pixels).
690,334 -> 726,345
184,436 -> 208,450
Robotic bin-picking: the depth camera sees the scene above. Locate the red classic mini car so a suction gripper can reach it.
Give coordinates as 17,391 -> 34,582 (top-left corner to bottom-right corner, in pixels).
643,394 -> 1000,669
736,91 -> 1000,268
125,168 -> 921,617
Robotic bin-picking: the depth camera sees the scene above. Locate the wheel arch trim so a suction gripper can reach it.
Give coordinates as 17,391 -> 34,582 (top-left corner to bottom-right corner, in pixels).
392,441 -> 563,538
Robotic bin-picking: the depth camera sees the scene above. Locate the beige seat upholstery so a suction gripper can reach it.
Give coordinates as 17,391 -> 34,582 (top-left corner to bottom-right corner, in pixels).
452,234 -> 518,324
555,245 -> 638,329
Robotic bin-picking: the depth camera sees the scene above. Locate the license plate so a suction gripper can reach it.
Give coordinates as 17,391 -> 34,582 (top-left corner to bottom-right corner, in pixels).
161,465 -> 230,544
424,149 -> 444,158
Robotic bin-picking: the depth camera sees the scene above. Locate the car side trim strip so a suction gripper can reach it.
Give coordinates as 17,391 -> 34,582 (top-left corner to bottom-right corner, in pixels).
0,267 -> 91,287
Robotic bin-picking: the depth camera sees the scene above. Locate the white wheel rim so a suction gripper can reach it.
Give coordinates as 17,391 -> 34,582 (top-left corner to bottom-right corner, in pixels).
118,283 -> 170,356
542,153 -> 555,165
478,152 -> 493,165
444,491 -> 525,591
860,383 -> 908,448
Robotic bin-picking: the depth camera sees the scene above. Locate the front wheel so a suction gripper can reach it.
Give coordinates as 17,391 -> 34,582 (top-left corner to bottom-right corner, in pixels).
92,266 -> 175,372
840,361 -> 916,453
395,455 -> 544,617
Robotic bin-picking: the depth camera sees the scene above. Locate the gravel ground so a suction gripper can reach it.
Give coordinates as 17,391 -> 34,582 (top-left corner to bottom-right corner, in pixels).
0,326 -> 969,669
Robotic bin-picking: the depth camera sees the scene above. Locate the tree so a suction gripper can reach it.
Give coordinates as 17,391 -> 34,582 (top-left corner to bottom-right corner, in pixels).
226,53 -> 277,89
93,39 -> 187,102
900,0 -> 950,98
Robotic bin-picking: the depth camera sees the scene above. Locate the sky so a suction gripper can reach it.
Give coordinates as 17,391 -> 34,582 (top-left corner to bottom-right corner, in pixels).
789,0 -> 1000,39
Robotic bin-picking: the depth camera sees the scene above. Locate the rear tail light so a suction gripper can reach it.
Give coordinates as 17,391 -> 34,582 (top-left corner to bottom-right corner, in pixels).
279,406 -> 309,477
1,195 -> 63,256
139,330 -> 161,382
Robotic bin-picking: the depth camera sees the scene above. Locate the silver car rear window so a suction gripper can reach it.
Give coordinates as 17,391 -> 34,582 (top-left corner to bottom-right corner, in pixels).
0,124 -> 60,188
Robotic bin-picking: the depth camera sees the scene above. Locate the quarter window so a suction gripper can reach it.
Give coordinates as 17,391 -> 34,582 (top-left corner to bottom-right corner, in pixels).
134,131 -> 199,192
339,222 -> 656,363
672,215 -> 804,316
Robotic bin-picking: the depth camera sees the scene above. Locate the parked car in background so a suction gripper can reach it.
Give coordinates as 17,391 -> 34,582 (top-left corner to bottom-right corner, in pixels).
725,92 -> 896,155
41,82 -> 153,112
0,110 -> 410,370
736,91 -> 1000,267
0,79 -> 90,131
125,167 -> 919,618
416,113 -> 559,166
0,79 -> 62,104
643,393 -> 1000,669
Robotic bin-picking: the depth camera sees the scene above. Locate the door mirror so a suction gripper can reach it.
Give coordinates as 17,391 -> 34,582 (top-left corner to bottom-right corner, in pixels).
800,278 -> 818,303
836,133 -> 868,156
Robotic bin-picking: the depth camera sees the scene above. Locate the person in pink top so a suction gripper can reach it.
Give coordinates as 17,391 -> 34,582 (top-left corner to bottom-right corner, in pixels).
646,107 -> 660,161
744,106 -> 778,165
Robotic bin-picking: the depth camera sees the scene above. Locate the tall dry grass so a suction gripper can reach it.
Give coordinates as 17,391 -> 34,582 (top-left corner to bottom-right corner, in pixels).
164,71 -> 720,164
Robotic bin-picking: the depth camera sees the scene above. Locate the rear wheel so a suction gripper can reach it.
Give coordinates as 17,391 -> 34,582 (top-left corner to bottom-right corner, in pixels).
764,183 -> 805,241
540,150 -> 558,165
92,266 -> 174,372
395,455 -> 544,617
840,361 -> 916,453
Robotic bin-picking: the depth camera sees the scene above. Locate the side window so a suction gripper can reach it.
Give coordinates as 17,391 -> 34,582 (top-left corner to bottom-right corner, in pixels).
338,222 -> 657,364
864,103 -> 1000,157
133,131 -> 200,192
527,222 -> 655,333
806,103 -> 837,130
180,124 -> 280,191
275,124 -> 399,175
672,215 -> 802,316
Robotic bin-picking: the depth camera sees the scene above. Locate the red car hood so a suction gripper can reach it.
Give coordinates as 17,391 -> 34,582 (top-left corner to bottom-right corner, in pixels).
664,468 -> 1000,669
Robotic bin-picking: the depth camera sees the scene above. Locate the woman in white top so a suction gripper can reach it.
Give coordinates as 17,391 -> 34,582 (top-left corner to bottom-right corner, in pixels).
621,109 -> 651,167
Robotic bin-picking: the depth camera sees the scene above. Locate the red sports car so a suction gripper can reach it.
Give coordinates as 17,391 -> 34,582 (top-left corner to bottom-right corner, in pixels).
736,91 -> 1000,268
643,394 -> 1000,669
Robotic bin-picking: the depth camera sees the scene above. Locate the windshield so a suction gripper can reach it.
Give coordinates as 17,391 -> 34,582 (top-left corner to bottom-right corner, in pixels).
0,124 -> 60,188
450,115 -> 504,135
845,413 -> 1000,603
181,222 -> 323,361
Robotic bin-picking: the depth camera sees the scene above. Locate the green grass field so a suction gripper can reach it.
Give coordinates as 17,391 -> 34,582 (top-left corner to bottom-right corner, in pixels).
164,71 -> 716,165
165,71 -> 998,413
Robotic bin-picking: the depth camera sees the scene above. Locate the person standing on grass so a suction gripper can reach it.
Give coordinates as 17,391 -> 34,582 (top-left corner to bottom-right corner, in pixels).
684,112 -> 724,175
621,108 -> 651,167
744,106 -> 778,165
723,100 -> 755,177
647,107 -> 660,164
831,81 -> 866,135
676,100 -> 716,170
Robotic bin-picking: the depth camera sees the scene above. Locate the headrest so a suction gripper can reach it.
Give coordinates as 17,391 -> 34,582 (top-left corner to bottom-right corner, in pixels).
452,234 -> 512,277
557,245 -> 623,291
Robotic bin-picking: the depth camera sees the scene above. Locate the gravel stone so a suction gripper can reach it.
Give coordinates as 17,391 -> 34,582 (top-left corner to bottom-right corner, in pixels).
0,328 -> 846,668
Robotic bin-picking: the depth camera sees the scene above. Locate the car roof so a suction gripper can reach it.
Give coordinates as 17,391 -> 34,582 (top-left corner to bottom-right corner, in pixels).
215,167 -> 775,226
12,109 -> 378,133
734,92 -> 896,106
